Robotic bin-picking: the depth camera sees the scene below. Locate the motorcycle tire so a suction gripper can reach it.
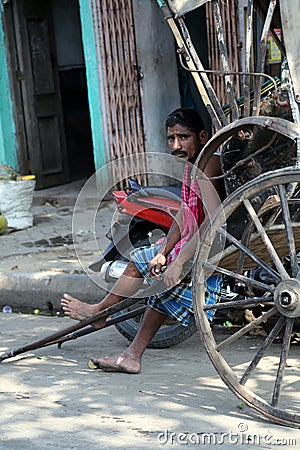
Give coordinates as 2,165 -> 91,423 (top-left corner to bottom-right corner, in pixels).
114,307 -> 197,348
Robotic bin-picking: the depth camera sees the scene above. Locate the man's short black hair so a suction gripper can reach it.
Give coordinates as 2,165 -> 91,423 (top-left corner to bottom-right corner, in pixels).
165,108 -> 205,134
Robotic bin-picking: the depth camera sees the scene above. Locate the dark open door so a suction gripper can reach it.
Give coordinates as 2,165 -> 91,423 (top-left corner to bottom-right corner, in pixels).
12,0 -> 69,188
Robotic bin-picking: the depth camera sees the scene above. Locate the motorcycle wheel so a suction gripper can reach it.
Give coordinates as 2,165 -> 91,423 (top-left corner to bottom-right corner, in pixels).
114,309 -> 197,348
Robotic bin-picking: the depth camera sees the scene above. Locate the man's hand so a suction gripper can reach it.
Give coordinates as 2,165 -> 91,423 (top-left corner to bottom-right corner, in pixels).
149,253 -> 167,278
149,252 -> 186,287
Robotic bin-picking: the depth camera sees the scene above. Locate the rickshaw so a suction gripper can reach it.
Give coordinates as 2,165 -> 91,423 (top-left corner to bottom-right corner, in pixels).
1,0 -> 300,428
156,0 -> 300,428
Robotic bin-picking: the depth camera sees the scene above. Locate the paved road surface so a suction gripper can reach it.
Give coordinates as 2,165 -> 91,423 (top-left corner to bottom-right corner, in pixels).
0,313 -> 299,449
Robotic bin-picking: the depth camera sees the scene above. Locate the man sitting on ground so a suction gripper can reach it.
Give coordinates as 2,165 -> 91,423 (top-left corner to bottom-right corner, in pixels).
61,108 -> 222,374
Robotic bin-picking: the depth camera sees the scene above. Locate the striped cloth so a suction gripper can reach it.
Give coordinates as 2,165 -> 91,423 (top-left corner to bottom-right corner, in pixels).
130,245 -> 222,326
164,163 -> 204,265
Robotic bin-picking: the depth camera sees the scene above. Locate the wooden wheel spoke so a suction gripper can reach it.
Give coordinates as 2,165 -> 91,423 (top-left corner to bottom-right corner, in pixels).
243,198 -> 290,280
216,307 -> 278,351
239,316 -> 286,386
278,184 -> 299,277
271,318 -> 294,407
218,227 -> 281,282
203,295 -> 273,311
194,169 -> 300,426
204,262 -> 276,293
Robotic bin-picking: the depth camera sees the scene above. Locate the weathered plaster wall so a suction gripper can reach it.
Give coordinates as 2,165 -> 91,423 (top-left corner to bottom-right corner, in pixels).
132,0 -> 182,184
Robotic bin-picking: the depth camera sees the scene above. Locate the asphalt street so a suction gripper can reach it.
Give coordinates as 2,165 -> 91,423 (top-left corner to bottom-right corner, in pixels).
0,179 -> 299,449
1,313 -> 299,449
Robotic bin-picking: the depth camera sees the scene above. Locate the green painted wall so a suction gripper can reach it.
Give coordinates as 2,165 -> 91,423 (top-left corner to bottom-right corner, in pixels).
78,0 -> 106,172
0,5 -> 18,169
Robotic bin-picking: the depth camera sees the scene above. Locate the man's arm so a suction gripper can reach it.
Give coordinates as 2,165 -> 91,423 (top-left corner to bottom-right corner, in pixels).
160,207 -> 183,256
163,154 -> 222,286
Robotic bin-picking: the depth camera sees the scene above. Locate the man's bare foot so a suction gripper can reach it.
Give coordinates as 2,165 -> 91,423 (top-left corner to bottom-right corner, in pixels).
88,352 -> 141,374
61,294 -> 105,328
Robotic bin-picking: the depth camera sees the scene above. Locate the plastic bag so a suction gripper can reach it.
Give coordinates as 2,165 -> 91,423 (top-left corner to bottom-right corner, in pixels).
0,179 -> 36,230
0,164 -> 18,180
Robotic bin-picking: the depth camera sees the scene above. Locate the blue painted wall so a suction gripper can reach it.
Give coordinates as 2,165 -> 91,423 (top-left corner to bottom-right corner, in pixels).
0,5 -> 18,169
78,0 -> 106,172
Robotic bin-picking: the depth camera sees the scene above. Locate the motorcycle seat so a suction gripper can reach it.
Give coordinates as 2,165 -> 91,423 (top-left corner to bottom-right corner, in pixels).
126,179 -> 181,200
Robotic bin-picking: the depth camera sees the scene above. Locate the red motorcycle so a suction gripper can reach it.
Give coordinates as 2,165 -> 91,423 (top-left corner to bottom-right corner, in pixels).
89,179 -> 198,348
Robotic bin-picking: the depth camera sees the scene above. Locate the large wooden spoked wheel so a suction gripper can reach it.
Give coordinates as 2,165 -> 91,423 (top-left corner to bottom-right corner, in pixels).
193,168 -> 300,427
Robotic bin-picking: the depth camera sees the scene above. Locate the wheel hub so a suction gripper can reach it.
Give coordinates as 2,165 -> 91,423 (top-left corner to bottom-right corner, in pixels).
274,279 -> 300,318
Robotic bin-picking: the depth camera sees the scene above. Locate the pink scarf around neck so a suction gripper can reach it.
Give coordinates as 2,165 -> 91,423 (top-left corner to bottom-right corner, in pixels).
166,164 -> 204,264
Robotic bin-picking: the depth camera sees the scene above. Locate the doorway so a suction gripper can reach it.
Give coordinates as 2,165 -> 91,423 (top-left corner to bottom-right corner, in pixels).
51,0 -> 94,182
10,0 -> 94,188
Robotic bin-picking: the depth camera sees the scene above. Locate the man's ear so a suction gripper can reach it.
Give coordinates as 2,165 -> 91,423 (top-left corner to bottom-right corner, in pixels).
199,130 -> 209,145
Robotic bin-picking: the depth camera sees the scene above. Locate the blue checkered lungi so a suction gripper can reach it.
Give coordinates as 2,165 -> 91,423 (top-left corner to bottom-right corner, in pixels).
130,245 -> 222,326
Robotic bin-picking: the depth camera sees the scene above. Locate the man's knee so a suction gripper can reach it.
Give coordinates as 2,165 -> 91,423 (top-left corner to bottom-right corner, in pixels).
125,260 -> 143,278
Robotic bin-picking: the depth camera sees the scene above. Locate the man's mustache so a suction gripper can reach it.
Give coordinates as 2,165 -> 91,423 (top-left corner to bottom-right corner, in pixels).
171,150 -> 188,157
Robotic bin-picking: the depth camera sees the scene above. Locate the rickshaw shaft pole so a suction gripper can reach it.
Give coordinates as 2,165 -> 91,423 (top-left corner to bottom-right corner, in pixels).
0,297 -> 143,362
55,305 -> 147,348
